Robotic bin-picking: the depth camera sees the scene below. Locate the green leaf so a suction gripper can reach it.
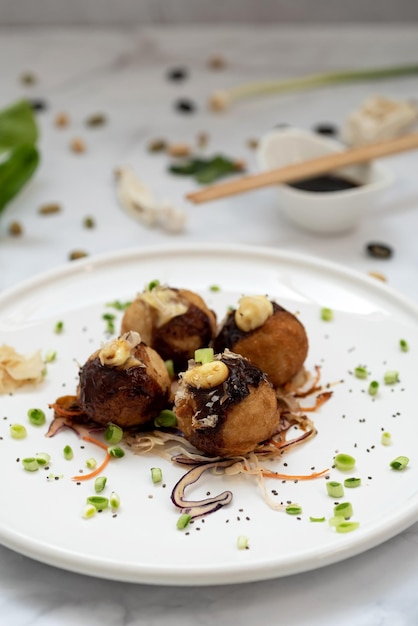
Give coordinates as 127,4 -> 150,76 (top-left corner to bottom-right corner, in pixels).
0,144 -> 40,213
0,100 -> 38,154
169,154 -> 243,185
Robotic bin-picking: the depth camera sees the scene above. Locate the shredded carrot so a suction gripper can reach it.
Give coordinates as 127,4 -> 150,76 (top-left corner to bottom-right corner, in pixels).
71,435 -> 110,481
245,467 -> 329,481
48,402 -> 84,418
300,391 -> 333,412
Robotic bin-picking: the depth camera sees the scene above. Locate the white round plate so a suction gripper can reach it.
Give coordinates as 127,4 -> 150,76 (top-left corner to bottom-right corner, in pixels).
1,243 -> 418,586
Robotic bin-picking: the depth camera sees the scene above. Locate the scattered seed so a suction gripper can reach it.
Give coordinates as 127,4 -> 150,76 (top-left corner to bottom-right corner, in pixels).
8,221 -> 23,236
174,98 -> 196,114
38,203 -> 62,215
69,249 -> 88,260
85,113 -> 107,127
246,138 -> 259,150
147,138 -> 167,153
70,137 -> 87,153
83,216 -> 95,229
368,270 -> 387,282
29,99 -> 48,112
196,132 -> 209,149
54,112 -> 70,128
366,242 -> 393,259
20,72 -> 37,85
207,54 -> 227,70
313,123 -> 338,136
167,143 -> 191,158
167,67 -> 188,82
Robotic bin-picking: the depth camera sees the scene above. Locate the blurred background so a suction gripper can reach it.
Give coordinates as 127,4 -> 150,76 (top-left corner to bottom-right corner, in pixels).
2,0 -> 418,25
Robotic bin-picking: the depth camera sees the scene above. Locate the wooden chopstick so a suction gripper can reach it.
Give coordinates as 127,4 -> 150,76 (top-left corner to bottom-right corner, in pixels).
186,132 -> 418,204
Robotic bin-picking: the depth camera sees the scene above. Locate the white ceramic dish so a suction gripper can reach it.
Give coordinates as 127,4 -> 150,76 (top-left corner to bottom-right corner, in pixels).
257,127 -> 393,234
1,243 -> 418,586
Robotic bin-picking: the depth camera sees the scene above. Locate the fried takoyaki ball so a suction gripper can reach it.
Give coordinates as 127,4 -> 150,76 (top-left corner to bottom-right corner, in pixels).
174,350 -> 281,457
121,284 -> 217,372
78,331 -> 171,429
213,295 -> 308,388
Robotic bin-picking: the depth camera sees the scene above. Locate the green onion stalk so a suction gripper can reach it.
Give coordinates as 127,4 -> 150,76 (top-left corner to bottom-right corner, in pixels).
209,63 -> 418,111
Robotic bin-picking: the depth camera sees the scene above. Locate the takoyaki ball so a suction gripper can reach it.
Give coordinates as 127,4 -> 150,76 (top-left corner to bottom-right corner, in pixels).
78,331 -> 171,429
213,295 -> 308,389
121,284 -> 217,371
174,350 -> 281,457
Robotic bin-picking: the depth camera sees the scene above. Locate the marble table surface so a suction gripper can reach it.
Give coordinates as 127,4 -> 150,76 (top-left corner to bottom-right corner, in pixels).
1,24 -> 418,625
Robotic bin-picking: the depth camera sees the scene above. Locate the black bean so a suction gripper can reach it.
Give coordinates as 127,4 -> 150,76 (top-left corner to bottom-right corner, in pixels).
366,242 -> 393,259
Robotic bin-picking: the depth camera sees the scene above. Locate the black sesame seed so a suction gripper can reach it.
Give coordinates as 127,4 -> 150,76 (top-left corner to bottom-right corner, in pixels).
174,98 -> 196,114
29,98 -> 48,112
313,122 -> 338,136
167,67 -> 189,82
366,242 -> 393,259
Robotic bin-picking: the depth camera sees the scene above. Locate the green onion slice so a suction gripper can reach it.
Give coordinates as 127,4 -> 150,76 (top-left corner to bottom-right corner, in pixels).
354,366 -> 368,380
326,481 -> 344,498
22,457 -> 39,472
381,432 -> 392,446
10,423 -> 27,439
320,307 -> 333,321
27,408 -> 46,426
86,496 -> 109,510
309,516 -> 326,522
237,535 -> 249,550
107,446 -> 125,458
334,502 -> 353,519
176,513 -> 191,530
399,339 -> 409,352
110,491 -> 120,509
151,467 -> 163,484
335,521 -> 360,533
384,370 -> 399,385
154,409 -> 177,428
390,455 -> 409,470
368,381 -> 379,396
63,445 -> 73,460
104,423 -> 123,444
194,347 -> 214,364
344,477 -> 361,488
334,453 -> 356,472
285,504 -> 302,515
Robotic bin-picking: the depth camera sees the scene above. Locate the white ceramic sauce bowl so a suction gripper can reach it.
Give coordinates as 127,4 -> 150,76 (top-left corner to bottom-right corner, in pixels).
257,127 -> 394,234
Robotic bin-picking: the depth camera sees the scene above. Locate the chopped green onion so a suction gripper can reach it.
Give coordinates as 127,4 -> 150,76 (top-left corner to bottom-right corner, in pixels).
399,339 -> 409,352
151,467 -> 163,484
106,300 -> 132,311
320,307 -> 333,322
22,457 -> 39,472
194,347 -> 214,364
63,445 -> 73,460
285,504 -> 302,516
54,320 -> 64,334
154,409 -> 177,428
354,366 -> 368,380
334,453 -> 356,472
384,370 -> 399,385
326,481 -> 344,498
107,446 -> 125,458
27,408 -> 46,426
335,521 -> 360,533
176,513 -> 191,530
390,455 -> 409,470
328,515 -> 345,528
44,350 -> 57,363
86,457 -> 97,469
110,491 -> 120,509
104,422 -> 123,444
102,312 -> 116,334
381,432 -> 392,446
147,279 -> 160,291
309,516 -> 326,522
237,535 -> 249,550
94,476 -> 107,493
368,381 -> 379,396
35,452 -> 50,466
334,502 -> 353,519
344,477 -> 361,488
209,284 -> 221,292
165,359 -> 175,378
10,423 -> 27,439
86,496 -> 109,510
82,504 -> 97,519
